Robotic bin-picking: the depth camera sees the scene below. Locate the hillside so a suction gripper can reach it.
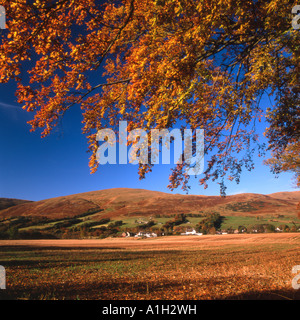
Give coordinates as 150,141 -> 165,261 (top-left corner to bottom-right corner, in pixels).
0,188 -> 299,220
0,198 -> 32,211
268,191 -> 300,203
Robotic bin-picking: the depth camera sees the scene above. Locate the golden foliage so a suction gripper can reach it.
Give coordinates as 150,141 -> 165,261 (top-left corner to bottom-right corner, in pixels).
0,0 -> 299,193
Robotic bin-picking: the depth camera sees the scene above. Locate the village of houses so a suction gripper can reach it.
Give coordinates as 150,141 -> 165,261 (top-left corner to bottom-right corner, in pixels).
122,226 -> 290,238
118,211 -> 300,239
121,229 -> 249,238
121,218 -> 293,238
122,229 -> 202,238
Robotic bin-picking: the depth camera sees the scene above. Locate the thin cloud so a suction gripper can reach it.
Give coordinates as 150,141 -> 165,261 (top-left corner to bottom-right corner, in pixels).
0,101 -> 23,110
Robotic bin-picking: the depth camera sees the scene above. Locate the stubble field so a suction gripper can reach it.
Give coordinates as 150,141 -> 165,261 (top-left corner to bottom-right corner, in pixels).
0,233 -> 300,300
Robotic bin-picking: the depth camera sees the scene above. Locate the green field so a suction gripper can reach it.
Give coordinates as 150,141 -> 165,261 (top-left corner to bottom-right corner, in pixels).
1,211 -> 300,240
221,215 -> 300,230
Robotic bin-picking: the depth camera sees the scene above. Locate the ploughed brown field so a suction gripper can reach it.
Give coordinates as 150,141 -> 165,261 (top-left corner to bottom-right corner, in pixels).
1,233 -> 300,300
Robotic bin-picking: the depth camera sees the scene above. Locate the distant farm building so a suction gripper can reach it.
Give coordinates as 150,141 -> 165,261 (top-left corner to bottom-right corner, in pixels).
181,229 -> 203,236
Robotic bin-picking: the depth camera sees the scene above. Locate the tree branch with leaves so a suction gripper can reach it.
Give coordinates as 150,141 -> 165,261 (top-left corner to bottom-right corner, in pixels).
0,0 -> 299,199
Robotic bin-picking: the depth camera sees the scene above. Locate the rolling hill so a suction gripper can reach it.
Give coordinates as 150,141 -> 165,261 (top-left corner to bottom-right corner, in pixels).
0,188 -> 299,220
0,198 -> 32,211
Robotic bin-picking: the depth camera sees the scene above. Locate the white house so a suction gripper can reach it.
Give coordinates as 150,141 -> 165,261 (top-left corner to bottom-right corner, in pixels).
181,229 -> 203,236
134,231 -> 157,238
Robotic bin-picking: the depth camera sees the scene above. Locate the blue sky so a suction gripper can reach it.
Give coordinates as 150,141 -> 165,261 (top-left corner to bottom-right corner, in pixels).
0,79 -> 298,201
0,2 -> 298,202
